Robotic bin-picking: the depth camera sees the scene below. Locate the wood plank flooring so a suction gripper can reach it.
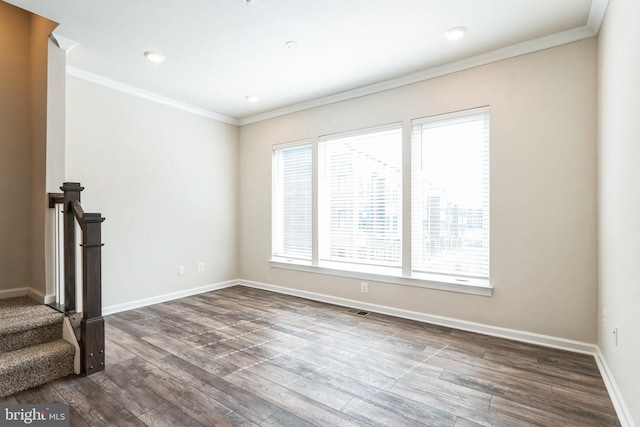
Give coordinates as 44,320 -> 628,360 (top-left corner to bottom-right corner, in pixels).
0,286 -> 620,426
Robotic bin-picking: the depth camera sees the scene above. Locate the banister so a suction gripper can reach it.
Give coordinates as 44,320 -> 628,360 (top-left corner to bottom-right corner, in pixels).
48,182 -> 105,376
71,200 -> 85,223
48,192 -> 63,208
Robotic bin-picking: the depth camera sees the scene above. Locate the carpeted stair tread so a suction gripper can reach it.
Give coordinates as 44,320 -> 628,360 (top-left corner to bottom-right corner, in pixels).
0,339 -> 75,398
0,296 -> 64,336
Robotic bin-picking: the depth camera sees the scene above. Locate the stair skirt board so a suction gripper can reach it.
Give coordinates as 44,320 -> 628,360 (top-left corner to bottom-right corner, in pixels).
62,317 -> 81,374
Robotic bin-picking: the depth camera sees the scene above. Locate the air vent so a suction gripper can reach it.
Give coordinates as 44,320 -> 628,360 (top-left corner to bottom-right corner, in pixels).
346,308 -> 370,316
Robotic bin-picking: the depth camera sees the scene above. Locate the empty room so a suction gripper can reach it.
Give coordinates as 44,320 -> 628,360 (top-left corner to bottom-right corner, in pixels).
0,0 -> 638,426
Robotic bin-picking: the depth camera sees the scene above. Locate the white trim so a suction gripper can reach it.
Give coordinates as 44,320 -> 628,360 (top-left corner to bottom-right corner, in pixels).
270,260 -> 492,297
102,280 -> 238,315
318,121 -> 402,142
237,279 -> 595,355
62,317 -> 81,375
594,348 -> 636,427
412,105 -> 490,126
0,287 -> 52,304
272,138 -> 312,151
66,66 -> 239,126
238,25 -> 596,125
43,293 -> 56,305
588,0 -> 611,33
0,287 -> 31,300
52,33 -> 79,53
27,288 -> 46,304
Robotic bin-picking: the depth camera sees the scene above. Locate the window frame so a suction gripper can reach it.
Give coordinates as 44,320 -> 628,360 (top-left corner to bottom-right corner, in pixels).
270,109 -> 492,297
271,139 -> 313,262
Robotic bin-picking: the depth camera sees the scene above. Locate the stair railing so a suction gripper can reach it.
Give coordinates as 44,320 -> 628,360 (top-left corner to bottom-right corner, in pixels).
48,182 -> 105,376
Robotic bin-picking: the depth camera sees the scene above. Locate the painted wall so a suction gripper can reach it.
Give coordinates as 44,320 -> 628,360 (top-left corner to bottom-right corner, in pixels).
44,39 -> 67,298
239,38 -> 598,343
65,78 -> 239,309
598,0 -> 640,424
0,2 -> 56,295
29,15 -> 58,298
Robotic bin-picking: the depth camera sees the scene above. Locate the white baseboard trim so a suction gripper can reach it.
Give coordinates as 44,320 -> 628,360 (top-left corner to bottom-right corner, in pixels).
0,287 -> 31,299
102,280 -> 238,316
0,286 -> 52,305
237,279 -> 598,355
594,348 -> 636,427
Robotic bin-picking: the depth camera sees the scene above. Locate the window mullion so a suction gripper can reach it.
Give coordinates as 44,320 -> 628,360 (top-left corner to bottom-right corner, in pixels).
402,119 -> 412,277
311,136 -> 319,266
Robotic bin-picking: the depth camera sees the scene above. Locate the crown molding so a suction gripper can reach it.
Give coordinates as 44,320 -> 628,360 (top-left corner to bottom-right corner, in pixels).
63,0 -> 609,128
66,66 -> 239,126
588,0 -> 610,33
239,24 -> 596,125
51,33 -> 79,53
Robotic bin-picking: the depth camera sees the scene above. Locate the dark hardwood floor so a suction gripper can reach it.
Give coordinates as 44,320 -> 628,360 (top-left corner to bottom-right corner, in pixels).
1,286 -> 620,426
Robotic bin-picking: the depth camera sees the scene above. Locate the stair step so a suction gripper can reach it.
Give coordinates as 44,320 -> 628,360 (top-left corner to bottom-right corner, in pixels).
0,297 -> 65,353
0,339 -> 75,398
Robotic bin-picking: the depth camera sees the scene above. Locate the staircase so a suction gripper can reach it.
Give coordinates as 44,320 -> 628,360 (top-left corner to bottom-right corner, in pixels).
0,296 -> 75,398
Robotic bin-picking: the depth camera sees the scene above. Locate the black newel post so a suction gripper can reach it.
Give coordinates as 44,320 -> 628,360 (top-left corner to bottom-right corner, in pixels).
80,212 -> 105,375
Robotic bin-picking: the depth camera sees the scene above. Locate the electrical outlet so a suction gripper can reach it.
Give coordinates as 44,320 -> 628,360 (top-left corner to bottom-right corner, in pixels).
198,262 -> 205,272
613,326 -> 618,346
603,310 -> 607,328
360,282 -> 368,293
178,265 -> 185,276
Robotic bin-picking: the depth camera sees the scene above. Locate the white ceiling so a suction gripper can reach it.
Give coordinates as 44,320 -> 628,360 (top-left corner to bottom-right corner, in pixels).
5,0 -> 607,124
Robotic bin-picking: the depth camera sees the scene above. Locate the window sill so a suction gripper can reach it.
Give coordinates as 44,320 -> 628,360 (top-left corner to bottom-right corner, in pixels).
269,258 -> 492,297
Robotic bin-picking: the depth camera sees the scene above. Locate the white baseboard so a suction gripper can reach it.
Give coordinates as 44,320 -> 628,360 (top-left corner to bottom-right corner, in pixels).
102,280 -> 238,316
0,287 -> 30,299
237,279 -> 597,355
594,348 -> 636,427
0,286 -> 52,304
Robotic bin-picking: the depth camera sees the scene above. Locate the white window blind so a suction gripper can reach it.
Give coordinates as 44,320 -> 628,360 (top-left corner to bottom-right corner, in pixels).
272,142 -> 312,261
411,108 -> 490,279
318,124 -> 402,267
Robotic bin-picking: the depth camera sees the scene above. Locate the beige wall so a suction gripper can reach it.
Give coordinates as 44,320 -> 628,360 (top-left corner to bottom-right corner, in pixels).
65,78 -> 239,308
598,0 -> 640,424
0,2 -> 56,295
239,38 -> 598,343
29,15 -> 58,297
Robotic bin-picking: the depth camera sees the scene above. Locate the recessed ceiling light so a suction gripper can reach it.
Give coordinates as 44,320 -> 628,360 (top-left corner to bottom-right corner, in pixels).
144,51 -> 166,63
444,26 -> 467,41
246,95 -> 259,103
285,40 -> 298,49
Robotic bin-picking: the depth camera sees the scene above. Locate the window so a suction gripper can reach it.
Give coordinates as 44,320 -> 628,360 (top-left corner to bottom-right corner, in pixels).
271,107 -> 490,293
318,124 -> 402,269
411,107 -> 490,279
272,141 -> 312,261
